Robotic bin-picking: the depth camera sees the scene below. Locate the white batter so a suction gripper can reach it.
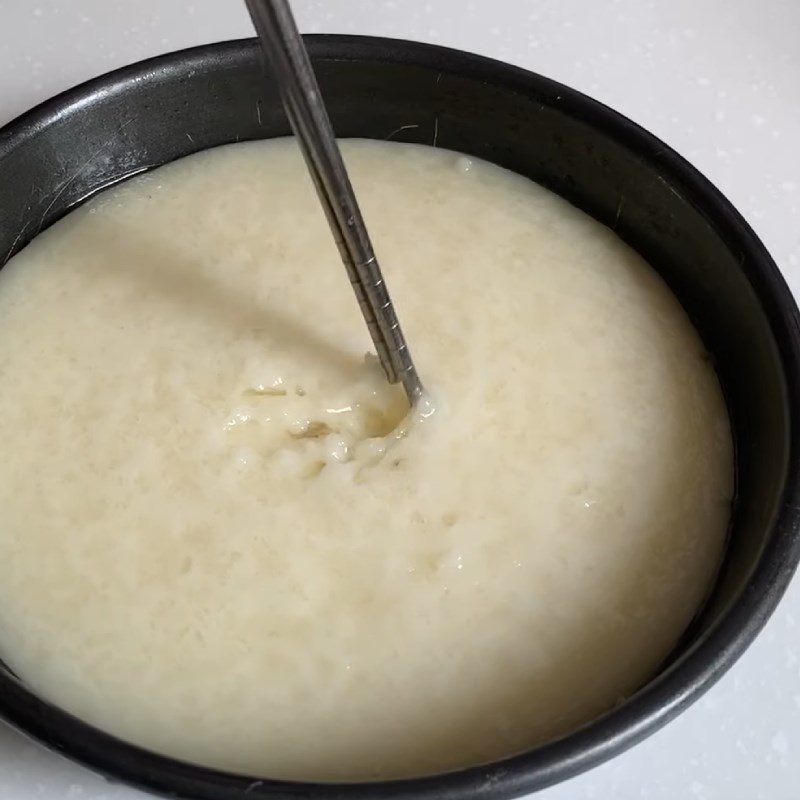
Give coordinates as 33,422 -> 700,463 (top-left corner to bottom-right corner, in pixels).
0,140 -> 732,780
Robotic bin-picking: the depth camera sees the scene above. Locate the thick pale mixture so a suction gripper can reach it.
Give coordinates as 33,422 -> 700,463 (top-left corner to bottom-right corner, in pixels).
0,140 -> 732,780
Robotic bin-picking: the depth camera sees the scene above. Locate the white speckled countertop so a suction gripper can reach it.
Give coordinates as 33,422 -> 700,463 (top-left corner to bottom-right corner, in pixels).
0,1 -> 798,798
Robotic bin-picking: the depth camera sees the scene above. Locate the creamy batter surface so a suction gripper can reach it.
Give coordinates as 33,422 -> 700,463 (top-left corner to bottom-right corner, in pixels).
0,140 -> 733,780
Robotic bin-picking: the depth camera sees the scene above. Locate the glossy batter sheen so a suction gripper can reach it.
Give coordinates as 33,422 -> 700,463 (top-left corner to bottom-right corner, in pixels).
0,139 -> 733,781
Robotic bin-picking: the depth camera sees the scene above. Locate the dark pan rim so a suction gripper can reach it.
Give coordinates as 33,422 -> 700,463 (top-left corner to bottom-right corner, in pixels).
1,35 -> 799,800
